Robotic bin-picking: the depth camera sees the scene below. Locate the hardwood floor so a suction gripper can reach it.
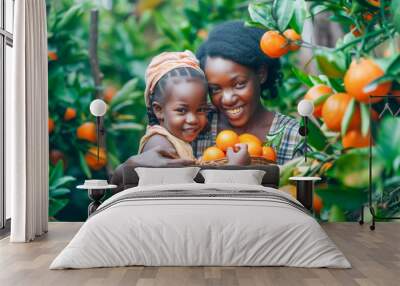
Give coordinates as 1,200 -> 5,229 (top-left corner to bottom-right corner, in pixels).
0,222 -> 399,286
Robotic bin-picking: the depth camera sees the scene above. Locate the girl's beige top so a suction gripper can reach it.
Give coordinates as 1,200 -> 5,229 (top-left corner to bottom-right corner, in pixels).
138,125 -> 196,161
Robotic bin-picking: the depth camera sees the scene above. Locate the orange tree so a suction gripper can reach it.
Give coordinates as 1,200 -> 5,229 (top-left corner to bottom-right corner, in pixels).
247,0 -> 400,221
47,0 -> 146,220
46,0 -> 247,220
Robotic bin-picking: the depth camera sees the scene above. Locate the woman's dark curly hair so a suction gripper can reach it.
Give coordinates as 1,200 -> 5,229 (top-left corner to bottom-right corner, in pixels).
147,67 -> 207,125
196,21 -> 282,99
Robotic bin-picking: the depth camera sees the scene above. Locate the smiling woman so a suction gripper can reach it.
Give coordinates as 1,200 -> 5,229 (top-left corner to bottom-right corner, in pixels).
194,21 -> 302,165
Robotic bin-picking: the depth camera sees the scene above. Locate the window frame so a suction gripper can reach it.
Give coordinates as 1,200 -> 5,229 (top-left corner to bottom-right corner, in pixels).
0,0 -> 13,233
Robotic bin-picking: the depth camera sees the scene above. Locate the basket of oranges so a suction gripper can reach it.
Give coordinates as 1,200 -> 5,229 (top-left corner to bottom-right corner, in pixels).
199,130 -> 277,166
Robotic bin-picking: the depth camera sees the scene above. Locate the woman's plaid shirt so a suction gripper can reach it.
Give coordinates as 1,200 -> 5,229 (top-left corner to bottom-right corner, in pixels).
192,110 -> 303,165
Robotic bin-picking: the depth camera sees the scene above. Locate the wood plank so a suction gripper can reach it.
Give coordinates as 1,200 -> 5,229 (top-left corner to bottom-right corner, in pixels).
0,222 -> 399,286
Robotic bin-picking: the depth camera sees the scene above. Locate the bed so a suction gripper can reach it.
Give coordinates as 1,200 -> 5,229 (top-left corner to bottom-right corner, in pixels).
50,165 -> 350,269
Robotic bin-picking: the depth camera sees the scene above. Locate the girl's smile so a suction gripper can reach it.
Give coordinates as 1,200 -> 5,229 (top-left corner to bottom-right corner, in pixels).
153,79 -> 208,143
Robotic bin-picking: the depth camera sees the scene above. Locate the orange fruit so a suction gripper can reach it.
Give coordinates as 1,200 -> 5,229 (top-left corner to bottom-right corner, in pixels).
77,122 -> 97,143
48,51 -> 58,61
244,141 -> 263,157
392,89 -> 400,103
260,30 -> 289,58
262,146 -> 277,162
350,25 -> 363,37
85,147 -> 107,171
103,86 -> 118,103
216,130 -> 239,152
320,162 -> 333,173
283,29 -> 301,51
238,133 -> 263,157
313,194 -> 323,214
304,84 -> 333,118
321,93 -> 361,132
202,146 -> 225,162
344,58 -> 391,103
197,29 -> 208,40
367,0 -> 380,7
49,149 -> 66,167
238,133 -> 262,146
342,129 -> 370,149
48,118 -> 55,133
371,109 -> 379,121
64,107 -> 76,121
363,12 -> 374,22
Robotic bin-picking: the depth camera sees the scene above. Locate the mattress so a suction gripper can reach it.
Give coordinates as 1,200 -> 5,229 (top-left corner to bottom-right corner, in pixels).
50,183 -> 351,269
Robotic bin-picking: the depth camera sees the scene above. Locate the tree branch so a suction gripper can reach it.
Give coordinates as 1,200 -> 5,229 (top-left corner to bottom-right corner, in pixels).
89,9 -> 103,99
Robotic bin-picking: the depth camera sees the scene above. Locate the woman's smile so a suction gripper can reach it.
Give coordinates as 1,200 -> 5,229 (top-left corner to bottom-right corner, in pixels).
224,105 -> 245,119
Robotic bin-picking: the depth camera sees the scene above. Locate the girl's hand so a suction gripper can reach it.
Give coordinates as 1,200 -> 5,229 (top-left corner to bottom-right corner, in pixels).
226,143 -> 251,166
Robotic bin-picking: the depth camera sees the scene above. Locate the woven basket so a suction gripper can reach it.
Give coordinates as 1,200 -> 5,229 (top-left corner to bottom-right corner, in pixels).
198,156 -> 276,166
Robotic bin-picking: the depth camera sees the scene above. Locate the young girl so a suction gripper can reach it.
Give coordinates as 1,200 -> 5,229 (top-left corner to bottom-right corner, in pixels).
138,51 -> 209,161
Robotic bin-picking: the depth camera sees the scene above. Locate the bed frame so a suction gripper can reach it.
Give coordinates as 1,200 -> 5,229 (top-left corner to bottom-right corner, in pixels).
119,164 -> 281,190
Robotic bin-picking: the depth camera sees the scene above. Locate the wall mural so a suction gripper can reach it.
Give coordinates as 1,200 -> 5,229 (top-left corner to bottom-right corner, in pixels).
47,0 -> 400,222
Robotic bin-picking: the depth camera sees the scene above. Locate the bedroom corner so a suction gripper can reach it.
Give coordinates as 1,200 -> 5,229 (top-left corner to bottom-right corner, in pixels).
1,0 -> 400,285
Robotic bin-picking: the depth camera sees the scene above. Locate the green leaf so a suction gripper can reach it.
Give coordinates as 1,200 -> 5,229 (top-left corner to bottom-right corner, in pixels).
110,79 -> 140,108
79,151 -> 92,179
107,152 -> 121,169
248,3 -> 276,30
316,187 -> 367,212
315,49 -> 346,78
56,3 -> 87,30
309,75 -> 324,86
364,74 -> 394,94
360,103 -> 370,137
273,0 -> 296,32
291,0 -> 307,33
51,176 -> 76,190
49,198 -> 69,217
376,117 -> 400,170
313,93 -> 331,106
307,118 -> 333,153
374,54 -> 400,74
391,0 -> 400,33
329,205 -> 347,222
245,20 -> 270,30
341,98 -> 356,136
50,188 -> 71,197
326,149 -> 383,188
111,122 -> 144,131
279,157 -> 304,186
325,78 -> 345,93
49,160 -> 64,186
291,67 -> 313,87
309,4 -> 328,18
266,126 -> 285,150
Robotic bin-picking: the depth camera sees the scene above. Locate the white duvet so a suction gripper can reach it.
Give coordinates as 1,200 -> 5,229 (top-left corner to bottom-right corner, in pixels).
50,183 -> 351,269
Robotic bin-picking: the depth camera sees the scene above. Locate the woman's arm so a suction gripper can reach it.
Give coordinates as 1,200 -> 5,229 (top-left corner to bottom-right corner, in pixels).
110,136 -> 195,192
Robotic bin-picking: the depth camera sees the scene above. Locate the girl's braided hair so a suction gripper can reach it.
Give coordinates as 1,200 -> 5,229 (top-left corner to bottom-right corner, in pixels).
147,67 -> 208,125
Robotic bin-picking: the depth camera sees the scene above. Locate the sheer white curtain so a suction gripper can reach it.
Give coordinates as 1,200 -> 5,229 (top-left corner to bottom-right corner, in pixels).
7,0 -> 48,242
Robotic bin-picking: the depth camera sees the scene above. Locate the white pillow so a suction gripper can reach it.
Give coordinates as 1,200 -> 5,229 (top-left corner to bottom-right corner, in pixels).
200,169 -> 266,185
135,167 -> 200,186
